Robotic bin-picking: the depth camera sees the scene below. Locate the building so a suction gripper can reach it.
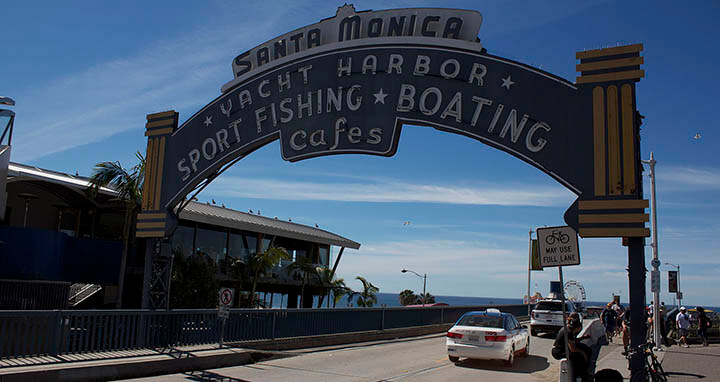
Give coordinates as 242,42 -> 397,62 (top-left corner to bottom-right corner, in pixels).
0,162 -> 359,309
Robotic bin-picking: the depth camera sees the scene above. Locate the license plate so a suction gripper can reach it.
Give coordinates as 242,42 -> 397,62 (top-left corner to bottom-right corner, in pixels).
469,335 -> 480,342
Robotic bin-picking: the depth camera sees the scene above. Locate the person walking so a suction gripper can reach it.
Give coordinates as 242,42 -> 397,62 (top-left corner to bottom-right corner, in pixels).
659,303 -> 670,346
697,306 -> 711,347
601,302 -> 617,343
676,306 -> 691,348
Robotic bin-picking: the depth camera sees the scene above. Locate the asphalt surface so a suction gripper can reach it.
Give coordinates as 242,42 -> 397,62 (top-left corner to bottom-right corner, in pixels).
660,344 -> 720,381
122,333 -> 564,382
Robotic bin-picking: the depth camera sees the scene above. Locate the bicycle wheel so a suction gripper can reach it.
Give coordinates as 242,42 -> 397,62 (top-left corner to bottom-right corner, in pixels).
545,235 -> 556,245
630,370 -> 649,382
650,357 -> 667,382
560,233 -> 570,243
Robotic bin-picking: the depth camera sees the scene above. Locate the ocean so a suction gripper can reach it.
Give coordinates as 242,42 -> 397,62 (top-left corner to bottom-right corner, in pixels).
267,292 -> 719,311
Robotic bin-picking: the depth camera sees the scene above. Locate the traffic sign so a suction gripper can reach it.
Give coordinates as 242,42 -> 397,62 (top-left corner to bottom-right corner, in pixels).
651,259 -> 660,269
536,226 -> 580,268
218,306 -> 230,319
218,287 -> 235,307
650,270 -> 660,292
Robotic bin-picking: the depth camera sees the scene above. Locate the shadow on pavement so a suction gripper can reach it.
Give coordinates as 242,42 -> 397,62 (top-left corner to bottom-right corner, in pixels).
183,370 -> 252,382
664,372 -> 706,379
453,355 -> 550,373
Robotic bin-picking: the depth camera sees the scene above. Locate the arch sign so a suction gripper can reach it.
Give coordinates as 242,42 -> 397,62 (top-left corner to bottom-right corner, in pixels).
136,4 -> 649,306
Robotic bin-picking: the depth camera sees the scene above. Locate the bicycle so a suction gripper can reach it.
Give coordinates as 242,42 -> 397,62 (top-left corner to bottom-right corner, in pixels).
625,342 -> 667,382
545,230 -> 570,245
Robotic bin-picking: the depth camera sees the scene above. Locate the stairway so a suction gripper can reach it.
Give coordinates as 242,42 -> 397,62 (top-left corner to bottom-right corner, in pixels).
68,283 -> 102,307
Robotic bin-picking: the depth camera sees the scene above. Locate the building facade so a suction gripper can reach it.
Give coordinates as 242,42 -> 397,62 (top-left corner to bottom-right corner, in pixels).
0,162 -> 359,309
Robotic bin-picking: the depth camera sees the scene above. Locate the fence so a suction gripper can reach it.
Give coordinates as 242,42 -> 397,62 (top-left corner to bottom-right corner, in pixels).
0,304 -> 530,360
0,279 -> 70,310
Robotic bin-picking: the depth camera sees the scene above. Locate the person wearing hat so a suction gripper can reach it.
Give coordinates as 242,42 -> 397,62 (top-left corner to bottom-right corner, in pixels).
676,307 -> 691,348
552,313 -> 592,381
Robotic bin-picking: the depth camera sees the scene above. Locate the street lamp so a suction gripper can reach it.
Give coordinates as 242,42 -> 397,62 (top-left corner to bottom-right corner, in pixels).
664,262 -> 681,308
401,269 -> 427,305
641,152 -> 661,349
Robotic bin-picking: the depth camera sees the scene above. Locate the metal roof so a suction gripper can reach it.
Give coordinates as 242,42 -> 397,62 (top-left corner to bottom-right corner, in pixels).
179,201 -> 360,249
6,161 -> 360,249
8,162 -> 118,196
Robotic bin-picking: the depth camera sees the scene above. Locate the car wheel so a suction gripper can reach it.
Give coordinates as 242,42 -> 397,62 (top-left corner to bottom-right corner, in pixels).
530,328 -> 538,336
520,338 -> 530,357
504,346 -> 515,366
448,355 -> 459,363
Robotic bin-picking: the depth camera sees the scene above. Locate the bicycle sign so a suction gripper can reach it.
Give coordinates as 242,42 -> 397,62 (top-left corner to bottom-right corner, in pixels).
536,226 -> 580,268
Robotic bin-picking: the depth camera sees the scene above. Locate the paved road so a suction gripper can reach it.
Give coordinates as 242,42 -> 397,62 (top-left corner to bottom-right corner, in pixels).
661,344 -> 720,381
124,333 -> 565,382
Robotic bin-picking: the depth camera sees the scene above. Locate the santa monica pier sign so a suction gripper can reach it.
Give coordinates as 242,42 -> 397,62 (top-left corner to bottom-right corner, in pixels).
136,4 -> 649,245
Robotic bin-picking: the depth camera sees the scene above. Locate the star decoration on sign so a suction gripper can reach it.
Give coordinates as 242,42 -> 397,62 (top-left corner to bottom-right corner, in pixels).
501,75 -> 515,90
204,116 -> 213,127
373,88 -> 388,104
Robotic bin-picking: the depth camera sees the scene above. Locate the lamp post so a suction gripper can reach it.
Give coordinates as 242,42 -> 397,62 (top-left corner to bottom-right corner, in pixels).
401,269 -> 427,305
665,262 -> 681,308
641,152 -> 661,349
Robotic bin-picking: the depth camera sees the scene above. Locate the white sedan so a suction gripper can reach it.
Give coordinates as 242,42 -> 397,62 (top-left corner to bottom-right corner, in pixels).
446,309 -> 530,366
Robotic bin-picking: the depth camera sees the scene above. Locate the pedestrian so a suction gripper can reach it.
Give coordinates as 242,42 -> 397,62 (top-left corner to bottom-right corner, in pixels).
621,308 -> 631,355
601,302 -> 617,343
551,313 -> 592,382
659,303 -> 669,347
676,306 -> 691,348
697,306 -> 711,347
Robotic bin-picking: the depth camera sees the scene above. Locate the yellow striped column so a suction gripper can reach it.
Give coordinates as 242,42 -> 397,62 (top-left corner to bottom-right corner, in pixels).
136,110 -> 177,238
577,44 -> 644,198
575,44 -> 649,238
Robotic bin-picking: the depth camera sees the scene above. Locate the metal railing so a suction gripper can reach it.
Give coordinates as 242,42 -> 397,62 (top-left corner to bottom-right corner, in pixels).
0,304 -> 530,360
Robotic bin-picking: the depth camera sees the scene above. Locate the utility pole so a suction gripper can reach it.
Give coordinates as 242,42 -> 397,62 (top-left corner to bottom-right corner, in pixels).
641,152 -> 661,349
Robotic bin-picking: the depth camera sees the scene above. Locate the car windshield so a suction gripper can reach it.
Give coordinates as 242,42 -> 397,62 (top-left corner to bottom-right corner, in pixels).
535,301 -> 563,311
457,314 -> 504,328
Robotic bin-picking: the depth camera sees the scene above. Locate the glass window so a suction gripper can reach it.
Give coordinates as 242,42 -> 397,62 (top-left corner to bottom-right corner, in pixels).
535,301 -> 563,311
318,246 -> 329,267
171,224 -> 195,258
195,226 -> 227,266
457,314 -> 504,328
228,230 -> 257,265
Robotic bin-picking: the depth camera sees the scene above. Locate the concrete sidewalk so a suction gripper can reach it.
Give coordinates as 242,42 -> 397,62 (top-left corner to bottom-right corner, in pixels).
0,345 -> 290,382
0,325 -> 450,381
594,341 -> 667,379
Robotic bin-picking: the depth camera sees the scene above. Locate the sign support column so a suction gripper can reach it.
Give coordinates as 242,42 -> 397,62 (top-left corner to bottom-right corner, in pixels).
628,237 -> 647,381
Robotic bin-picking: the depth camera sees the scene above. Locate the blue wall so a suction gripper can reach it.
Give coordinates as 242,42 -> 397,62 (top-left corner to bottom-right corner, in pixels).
0,226 -> 122,284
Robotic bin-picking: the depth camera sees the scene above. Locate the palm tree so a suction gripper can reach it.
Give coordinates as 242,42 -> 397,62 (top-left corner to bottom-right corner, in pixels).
287,256 -> 320,308
248,245 -> 290,308
330,278 -> 350,308
88,152 -> 145,308
417,292 -> 436,305
399,289 -> 418,306
354,276 -> 379,307
316,266 -> 334,308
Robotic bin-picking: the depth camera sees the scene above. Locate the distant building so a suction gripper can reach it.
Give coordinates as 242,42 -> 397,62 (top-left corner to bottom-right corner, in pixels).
1,162 -> 359,309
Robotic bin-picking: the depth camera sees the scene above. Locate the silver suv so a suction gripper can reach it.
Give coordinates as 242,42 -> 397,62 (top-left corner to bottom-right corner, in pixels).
530,300 -> 579,336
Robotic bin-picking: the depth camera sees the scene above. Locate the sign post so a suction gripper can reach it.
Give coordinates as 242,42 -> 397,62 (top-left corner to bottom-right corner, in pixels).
218,287 -> 234,348
537,226 -> 580,379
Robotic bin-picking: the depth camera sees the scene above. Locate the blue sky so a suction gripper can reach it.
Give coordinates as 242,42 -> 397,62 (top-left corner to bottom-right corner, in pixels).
4,1 -> 719,306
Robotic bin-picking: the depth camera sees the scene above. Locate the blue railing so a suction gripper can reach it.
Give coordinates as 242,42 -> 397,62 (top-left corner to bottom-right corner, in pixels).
0,304 -> 530,359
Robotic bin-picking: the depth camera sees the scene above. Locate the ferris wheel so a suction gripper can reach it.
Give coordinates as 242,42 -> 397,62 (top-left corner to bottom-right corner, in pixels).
564,280 -> 586,303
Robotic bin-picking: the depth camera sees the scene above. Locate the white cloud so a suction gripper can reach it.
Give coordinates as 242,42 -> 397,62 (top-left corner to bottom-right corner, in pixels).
207,176 -> 573,206
657,166 -> 720,190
